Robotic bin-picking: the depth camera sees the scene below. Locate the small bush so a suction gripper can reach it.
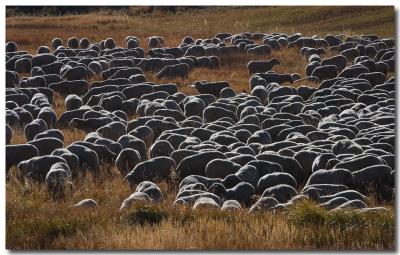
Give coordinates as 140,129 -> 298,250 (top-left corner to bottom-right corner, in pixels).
123,206 -> 169,226
289,200 -> 327,226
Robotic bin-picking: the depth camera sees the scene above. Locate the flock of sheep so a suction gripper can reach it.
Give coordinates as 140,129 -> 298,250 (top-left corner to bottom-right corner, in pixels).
5,31 -> 395,213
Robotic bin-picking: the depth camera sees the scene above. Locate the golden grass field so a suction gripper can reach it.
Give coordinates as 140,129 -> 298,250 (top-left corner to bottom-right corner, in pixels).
6,6 -> 396,250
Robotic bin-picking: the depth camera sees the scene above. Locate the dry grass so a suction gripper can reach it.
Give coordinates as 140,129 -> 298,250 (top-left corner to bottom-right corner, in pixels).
6,6 -> 395,54
6,6 -> 395,250
6,166 -> 394,250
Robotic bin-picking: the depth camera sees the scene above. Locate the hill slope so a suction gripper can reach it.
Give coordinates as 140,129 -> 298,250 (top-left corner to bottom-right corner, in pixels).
6,6 -> 394,53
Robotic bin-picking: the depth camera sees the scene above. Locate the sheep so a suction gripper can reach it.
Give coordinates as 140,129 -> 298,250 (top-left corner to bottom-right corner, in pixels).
124,156 -> 176,186
121,84 -> 154,100
184,97 -> 206,118
221,200 -> 242,211
120,192 -> 153,210
233,129 -> 252,143
69,117 -> 113,132
261,184 -> 298,203
37,46 -> 51,54
185,45 -> 205,57
72,141 -> 116,164
302,184 -> 348,200
94,138 -> 123,155
67,37 -> 79,49
176,151 -> 227,179
182,36 -> 195,44
15,58 -> 32,73
305,168 -> 354,187
155,63 -> 190,80
37,107 -> 57,129
73,199 -> 98,208
88,61 -> 103,75
352,164 -> 392,190
40,61 -> 63,75
66,144 -> 100,175
319,190 -> 366,203
6,144 -> 39,174
126,38 -> 139,49
220,87 -> 237,98
129,74 -> 147,84
213,181 -> 256,205
49,80 -> 89,96
324,35 -> 342,46
136,181 -> 163,201
96,121 -> 127,141
264,38 -> 282,50
195,81 -> 231,98
358,72 -> 386,86
169,149 -> 196,165
129,125 -> 154,148
6,70 -> 20,87
51,148 -> 80,176
22,76 -> 46,88
247,130 -> 271,144
17,155 -> 67,182
148,36 -> 161,48
256,153 -> 305,183
193,197 -> 220,210
205,159 -> 242,179
232,164 -> 258,188
149,140 -> 174,158
249,196 -> 279,213
107,67 -> 143,80
203,106 -> 237,123
257,73 -> 293,85
24,119 -> 48,142
6,41 -> 18,52
359,207 -> 390,213
30,66 -> 45,77
311,65 -> 338,80
332,139 -> 363,155
118,134 -> 148,160
45,162 -> 71,198
341,48 -> 359,62
79,38 -> 90,48
247,44 -> 272,55
319,197 -> 349,210
332,199 -> 367,211
338,65 -> 370,78
13,107 -> 33,125
65,94 -> 83,111
247,58 -> 280,75
104,38 -> 116,49
334,154 -> 384,172
28,137 -> 64,156
300,47 -> 325,57
257,172 -> 297,194
62,66 -> 90,81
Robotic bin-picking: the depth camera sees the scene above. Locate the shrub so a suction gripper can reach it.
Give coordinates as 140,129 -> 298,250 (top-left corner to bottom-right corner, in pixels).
123,206 -> 169,226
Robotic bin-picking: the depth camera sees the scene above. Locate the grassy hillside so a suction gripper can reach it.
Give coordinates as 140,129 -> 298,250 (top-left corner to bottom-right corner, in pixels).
6,6 -> 395,53
5,6 -> 395,250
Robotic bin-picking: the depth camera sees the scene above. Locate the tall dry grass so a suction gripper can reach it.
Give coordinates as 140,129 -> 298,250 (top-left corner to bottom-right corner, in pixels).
6,166 -> 394,250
